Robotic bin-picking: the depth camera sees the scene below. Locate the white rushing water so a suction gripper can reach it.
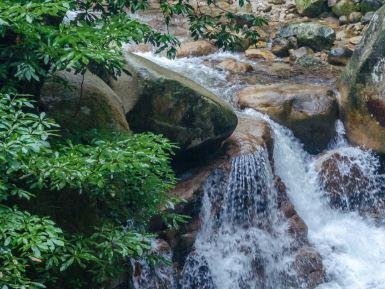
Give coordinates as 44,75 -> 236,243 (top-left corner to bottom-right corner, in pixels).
180,150 -> 302,289
133,52 -> 385,289
245,109 -> 385,289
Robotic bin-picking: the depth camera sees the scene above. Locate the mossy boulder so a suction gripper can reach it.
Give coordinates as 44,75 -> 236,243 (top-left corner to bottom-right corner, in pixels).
331,0 -> 358,16
125,53 -> 238,152
278,23 -> 336,51
360,0 -> 383,13
295,0 -> 327,17
339,5 -> 385,153
40,70 -> 129,132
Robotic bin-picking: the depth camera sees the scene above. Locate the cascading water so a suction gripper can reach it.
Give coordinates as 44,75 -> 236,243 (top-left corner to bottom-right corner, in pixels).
132,52 -> 385,289
245,109 -> 385,289
180,149 -> 301,289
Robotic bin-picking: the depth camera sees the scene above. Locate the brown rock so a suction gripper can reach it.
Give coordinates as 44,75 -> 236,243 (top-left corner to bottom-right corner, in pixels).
245,48 -> 276,61
217,58 -> 254,73
176,40 -> 217,58
288,214 -> 308,243
289,47 -> 314,62
237,83 -> 338,153
294,247 -> 325,288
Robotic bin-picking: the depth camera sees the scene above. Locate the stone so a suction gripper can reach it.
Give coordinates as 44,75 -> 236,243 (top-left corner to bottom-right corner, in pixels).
271,37 -> 298,57
348,35 -> 362,44
289,46 -> 314,62
40,70 -> 129,132
360,0 -> 383,13
216,58 -> 254,73
339,6 -> 385,153
339,15 -> 349,24
314,150 -> 372,210
295,55 -> 323,67
223,114 -> 273,157
294,247 -> 325,289
125,52 -> 238,152
348,11 -> 362,22
262,4 -> 273,12
238,83 -> 338,153
288,214 -> 308,244
361,11 -> 375,23
332,0 -> 358,16
108,71 -> 141,113
328,47 -> 353,65
278,22 -> 336,51
295,0 -> 327,17
245,48 -> 276,61
176,40 -> 217,58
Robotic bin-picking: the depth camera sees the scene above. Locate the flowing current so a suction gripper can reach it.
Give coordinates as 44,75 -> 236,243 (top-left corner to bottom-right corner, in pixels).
132,52 -> 385,289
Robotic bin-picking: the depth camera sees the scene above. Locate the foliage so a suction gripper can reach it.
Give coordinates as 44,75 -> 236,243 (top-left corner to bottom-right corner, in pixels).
0,0 -> 266,91
0,94 -> 184,289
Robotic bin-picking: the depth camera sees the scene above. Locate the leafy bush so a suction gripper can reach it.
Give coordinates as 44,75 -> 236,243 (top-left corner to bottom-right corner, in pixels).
0,94 -> 184,288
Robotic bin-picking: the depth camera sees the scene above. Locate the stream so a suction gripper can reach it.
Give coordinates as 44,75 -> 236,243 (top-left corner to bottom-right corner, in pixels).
132,52 -> 385,289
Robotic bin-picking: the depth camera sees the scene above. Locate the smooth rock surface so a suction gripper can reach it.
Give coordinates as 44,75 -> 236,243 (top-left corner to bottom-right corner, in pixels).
125,52 -> 238,152
40,70 -> 129,132
238,83 -> 338,152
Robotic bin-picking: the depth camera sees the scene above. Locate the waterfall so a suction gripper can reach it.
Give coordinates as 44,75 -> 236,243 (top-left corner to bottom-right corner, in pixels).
132,52 -> 385,289
245,109 -> 385,289
180,149 -> 301,289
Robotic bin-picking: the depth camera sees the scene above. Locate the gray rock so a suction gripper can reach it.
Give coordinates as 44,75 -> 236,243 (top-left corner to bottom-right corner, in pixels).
360,0 -> 383,13
124,53 -> 238,152
271,37 -> 298,57
278,22 -> 336,51
295,0 -> 327,17
328,47 -> 353,65
296,55 -> 323,67
339,5 -> 385,153
361,11 -> 375,23
289,46 -> 314,62
339,15 -> 349,24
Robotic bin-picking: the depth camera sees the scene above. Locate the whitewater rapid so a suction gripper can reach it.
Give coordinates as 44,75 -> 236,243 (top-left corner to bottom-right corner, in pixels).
134,51 -> 385,289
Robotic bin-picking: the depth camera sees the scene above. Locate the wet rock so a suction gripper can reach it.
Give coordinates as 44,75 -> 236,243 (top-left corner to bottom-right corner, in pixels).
339,5 -> 385,153
40,70 -> 129,132
328,47 -> 353,65
176,40 -> 217,58
348,35 -> 362,44
339,15 -> 349,24
289,46 -> 314,62
238,83 -> 338,153
294,247 -> 325,289
217,58 -> 254,73
314,150 -> 372,210
295,0 -> 327,17
348,11 -> 362,22
223,114 -> 273,157
125,52 -> 238,152
360,0 -> 383,13
331,0 -> 358,16
271,37 -> 298,57
288,214 -> 308,244
245,48 -> 276,61
278,22 -> 336,51
361,11 -> 375,23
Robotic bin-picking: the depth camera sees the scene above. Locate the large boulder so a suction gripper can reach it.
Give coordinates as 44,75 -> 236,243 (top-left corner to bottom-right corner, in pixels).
295,0 -> 327,17
338,5 -> 385,153
278,22 -> 336,51
125,52 -> 238,152
40,70 -> 129,132
238,83 -> 338,153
